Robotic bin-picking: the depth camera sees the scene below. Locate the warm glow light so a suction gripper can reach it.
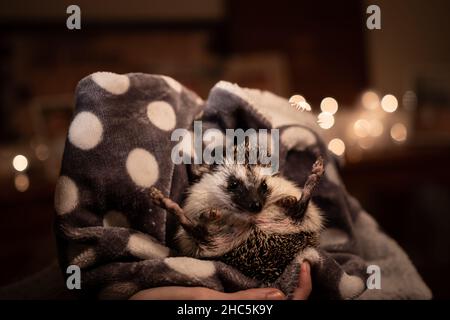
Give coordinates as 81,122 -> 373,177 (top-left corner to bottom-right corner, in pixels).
353,119 -> 370,138
390,123 -> 407,142
368,119 -> 384,137
381,94 -> 398,113
358,137 -> 374,149
35,144 -> 50,161
320,97 -> 338,114
289,95 -> 310,111
317,112 -> 335,129
289,94 -> 305,104
403,91 -> 417,111
12,155 -> 28,172
362,91 -> 379,110
14,173 -> 30,192
298,101 -> 311,112
328,138 -> 346,156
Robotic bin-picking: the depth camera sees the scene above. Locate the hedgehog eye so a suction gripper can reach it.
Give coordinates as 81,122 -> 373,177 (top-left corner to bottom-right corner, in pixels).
260,181 -> 268,193
228,178 -> 239,190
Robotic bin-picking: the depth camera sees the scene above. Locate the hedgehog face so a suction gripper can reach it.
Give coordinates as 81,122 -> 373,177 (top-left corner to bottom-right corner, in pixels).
177,140 -> 324,259
185,161 -> 273,217
179,161 -> 323,258
224,166 -> 271,214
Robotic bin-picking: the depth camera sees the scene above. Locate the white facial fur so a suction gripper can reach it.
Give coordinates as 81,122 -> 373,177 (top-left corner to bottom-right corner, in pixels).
176,163 -> 323,258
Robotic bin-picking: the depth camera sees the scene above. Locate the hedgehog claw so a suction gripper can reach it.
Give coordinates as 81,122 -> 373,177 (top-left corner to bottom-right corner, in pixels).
208,208 -> 221,220
199,208 -> 222,222
149,186 -> 164,206
312,156 -> 325,176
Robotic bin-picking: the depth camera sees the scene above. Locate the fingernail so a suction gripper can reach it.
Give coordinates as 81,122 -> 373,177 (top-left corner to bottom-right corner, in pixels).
265,290 -> 285,300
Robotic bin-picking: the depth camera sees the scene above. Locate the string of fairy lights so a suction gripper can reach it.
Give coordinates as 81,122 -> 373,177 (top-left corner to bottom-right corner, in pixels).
9,90 -> 415,193
10,143 -> 50,192
12,154 -> 30,192
289,90 -> 415,159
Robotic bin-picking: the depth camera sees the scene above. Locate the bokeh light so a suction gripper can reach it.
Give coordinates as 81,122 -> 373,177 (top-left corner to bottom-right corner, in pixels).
289,94 -> 305,104
289,95 -> 310,111
381,94 -> 398,113
361,91 -> 380,110
14,173 -> 30,192
328,138 -> 346,156
12,155 -> 28,172
297,101 -> 311,112
353,119 -> 371,138
390,123 -> 407,142
317,112 -> 335,129
320,97 -> 338,114
402,90 -> 418,111
358,137 -> 375,149
35,144 -> 50,161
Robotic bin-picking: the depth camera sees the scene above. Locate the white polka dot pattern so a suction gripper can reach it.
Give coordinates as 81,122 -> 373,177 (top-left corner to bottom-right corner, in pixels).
68,111 -> 103,150
127,233 -> 170,259
147,101 -> 177,131
54,176 -> 79,215
164,257 -> 216,278
126,148 -> 159,188
339,273 -> 365,299
92,72 -> 130,95
161,75 -> 182,93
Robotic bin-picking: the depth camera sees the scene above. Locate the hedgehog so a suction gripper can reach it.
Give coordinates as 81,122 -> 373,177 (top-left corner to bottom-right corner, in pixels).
149,142 -> 324,285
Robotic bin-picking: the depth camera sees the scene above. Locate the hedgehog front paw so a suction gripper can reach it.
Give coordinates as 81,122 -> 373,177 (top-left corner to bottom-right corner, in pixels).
312,156 -> 325,176
199,208 -> 222,222
149,186 -> 164,206
208,208 -> 222,220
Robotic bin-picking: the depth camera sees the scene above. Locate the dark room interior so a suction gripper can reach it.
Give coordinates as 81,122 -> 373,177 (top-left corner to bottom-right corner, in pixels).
0,0 -> 449,300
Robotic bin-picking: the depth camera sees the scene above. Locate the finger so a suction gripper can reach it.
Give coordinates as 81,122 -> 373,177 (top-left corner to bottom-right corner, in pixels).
224,288 -> 286,300
292,262 -> 312,300
130,286 -> 225,300
129,286 -> 287,300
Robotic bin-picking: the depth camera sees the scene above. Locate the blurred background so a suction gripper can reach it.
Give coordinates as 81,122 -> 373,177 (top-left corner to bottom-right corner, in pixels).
0,0 -> 449,299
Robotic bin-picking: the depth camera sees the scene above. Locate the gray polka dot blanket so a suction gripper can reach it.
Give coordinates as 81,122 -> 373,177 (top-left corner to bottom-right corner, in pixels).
54,72 -> 432,299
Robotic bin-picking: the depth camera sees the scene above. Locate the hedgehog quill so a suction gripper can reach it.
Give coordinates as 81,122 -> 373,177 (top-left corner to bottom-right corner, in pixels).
149,143 -> 324,285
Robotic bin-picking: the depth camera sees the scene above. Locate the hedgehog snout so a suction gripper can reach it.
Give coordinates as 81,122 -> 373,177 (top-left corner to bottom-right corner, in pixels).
248,199 -> 262,213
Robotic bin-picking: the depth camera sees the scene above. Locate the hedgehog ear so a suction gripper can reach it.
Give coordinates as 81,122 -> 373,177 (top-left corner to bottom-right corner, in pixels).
271,171 -> 280,177
189,163 -> 216,180
291,194 -> 309,220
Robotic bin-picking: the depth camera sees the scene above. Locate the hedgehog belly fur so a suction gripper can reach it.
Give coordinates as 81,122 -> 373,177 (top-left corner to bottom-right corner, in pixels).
216,227 -> 318,284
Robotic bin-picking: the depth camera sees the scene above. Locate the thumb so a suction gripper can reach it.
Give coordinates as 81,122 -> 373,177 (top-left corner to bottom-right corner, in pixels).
292,261 -> 312,300
224,288 -> 286,300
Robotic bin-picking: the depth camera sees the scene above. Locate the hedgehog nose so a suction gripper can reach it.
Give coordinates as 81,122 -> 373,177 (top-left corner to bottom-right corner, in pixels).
248,201 -> 262,213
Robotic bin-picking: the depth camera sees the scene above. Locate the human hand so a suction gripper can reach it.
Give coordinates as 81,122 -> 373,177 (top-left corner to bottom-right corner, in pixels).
291,261 -> 312,300
130,262 -> 311,300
